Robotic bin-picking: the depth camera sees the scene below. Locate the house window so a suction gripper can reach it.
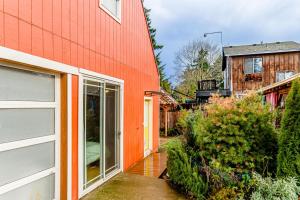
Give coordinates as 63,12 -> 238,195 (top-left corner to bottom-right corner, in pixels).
276,71 -> 295,82
244,58 -> 263,74
100,0 -> 121,21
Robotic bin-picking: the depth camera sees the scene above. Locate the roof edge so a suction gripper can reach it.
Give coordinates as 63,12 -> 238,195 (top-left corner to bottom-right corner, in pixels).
224,49 -> 300,57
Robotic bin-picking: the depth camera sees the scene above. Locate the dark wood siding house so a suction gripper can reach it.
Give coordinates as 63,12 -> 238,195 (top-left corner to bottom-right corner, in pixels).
223,41 -> 300,97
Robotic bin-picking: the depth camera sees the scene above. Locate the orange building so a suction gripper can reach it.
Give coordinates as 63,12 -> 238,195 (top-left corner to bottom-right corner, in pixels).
0,0 -> 160,199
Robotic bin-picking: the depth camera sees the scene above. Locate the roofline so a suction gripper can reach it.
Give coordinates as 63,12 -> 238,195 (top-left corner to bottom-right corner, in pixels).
258,73 -> 300,93
223,49 -> 300,57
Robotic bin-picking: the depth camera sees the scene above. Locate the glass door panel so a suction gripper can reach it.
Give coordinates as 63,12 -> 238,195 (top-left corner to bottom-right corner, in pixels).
83,80 -> 104,189
105,84 -> 120,175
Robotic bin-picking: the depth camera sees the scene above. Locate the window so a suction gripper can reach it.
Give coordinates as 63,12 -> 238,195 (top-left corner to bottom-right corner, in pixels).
100,0 -> 121,21
244,57 -> 263,74
276,71 -> 295,82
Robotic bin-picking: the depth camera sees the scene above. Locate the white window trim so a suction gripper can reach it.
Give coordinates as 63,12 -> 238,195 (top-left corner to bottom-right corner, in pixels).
99,0 -> 122,24
144,97 -> 153,158
244,57 -> 263,74
0,64 -> 60,200
0,46 -> 78,75
276,71 -> 295,82
78,70 -> 124,198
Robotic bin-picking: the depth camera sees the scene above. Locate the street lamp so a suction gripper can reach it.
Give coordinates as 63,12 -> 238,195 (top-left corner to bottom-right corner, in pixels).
204,31 -> 224,88
204,31 -> 223,47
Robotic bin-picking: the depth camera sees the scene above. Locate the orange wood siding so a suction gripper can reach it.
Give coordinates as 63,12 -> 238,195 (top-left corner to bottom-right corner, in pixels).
231,52 -> 300,93
72,75 -> 79,200
0,0 -> 159,199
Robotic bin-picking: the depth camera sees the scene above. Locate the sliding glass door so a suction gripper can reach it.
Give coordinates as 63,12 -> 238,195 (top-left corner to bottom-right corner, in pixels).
82,78 -> 121,191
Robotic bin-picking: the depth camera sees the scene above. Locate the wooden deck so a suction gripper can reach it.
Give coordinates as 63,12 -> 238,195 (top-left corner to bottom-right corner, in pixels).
126,152 -> 167,178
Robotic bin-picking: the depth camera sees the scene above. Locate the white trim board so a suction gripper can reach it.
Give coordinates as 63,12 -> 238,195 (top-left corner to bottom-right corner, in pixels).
0,47 -> 126,86
79,68 -> 124,84
0,46 -> 78,75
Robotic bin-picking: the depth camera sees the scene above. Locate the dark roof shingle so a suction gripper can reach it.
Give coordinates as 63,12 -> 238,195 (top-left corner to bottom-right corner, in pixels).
223,41 -> 300,57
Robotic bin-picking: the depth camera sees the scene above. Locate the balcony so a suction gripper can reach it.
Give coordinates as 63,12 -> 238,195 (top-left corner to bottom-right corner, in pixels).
196,80 -> 231,103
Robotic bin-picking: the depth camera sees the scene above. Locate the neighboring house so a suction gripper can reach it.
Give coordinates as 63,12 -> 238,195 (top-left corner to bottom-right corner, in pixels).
0,0 -> 159,200
223,41 -> 300,96
259,73 -> 300,109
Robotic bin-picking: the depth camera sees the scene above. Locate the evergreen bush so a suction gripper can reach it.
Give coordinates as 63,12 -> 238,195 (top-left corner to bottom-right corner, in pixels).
191,93 -> 277,175
166,139 -> 208,199
277,78 -> 300,179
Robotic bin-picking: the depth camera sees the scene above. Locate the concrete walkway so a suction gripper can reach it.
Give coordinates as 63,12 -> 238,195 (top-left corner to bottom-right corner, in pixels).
82,137 -> 186,200
82,173 -> 186,200
126,152 -> 167,178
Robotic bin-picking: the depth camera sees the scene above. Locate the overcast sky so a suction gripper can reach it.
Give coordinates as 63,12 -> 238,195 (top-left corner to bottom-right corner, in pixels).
144,0 -> 300,82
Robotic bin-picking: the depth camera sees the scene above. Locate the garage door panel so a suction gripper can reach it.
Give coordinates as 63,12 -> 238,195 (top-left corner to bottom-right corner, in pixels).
0,174 -> 55,200
0,65 -> 59,199
0,108 -> 55,144
0,141 -> 55,187
0,66 -> 55,102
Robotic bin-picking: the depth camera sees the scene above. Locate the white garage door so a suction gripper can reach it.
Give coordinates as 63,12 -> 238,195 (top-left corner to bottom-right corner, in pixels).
0,65 -> 60,200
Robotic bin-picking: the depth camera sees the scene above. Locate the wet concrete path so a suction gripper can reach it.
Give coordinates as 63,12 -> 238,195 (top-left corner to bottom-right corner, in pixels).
82,137 -> 186,200
126,152 -> 167,178
82,173 -> 186,200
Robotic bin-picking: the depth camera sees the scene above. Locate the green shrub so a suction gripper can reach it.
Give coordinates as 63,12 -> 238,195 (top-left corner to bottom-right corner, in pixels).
277,78 -> 300,179
166,139 -> 207,199
175,109 -> 192,135
250,173 -> 300,200
208,187 -> 242,200
191,93 -> 277,175
166,93 -> 278,199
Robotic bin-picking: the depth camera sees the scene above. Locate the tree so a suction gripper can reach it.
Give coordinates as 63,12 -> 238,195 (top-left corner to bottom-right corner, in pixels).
277,78 -> 300,179
143,4 -> 172,93
174,40 -> 223,101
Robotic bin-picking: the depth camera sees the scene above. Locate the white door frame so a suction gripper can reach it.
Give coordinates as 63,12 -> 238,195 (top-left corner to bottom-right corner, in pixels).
0,63 -> 61,200
144,97 -> 153,158
78,69 -> 124,198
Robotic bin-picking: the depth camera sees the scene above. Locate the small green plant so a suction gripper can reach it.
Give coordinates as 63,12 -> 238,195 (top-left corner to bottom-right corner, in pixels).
277,78 -> 300,179
250,173 -> 300,200
208,187 -> 242,200
166,139 -> 208,199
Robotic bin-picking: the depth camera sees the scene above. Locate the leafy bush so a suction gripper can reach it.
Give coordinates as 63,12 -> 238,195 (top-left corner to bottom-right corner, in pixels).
277,78 -> 300,179
251,173 -> 300,200
190,93 -> 277,175
176,109 -> 191,135
164,127 -> 180,137
208,187 -> 242,200
166,139 -> 208,199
